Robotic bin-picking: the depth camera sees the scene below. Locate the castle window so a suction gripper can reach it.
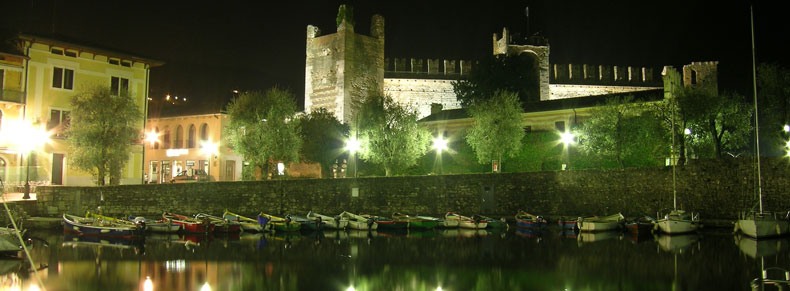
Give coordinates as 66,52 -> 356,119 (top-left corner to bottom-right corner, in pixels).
64,50 -> 77,57
50,48 -> 63,55
121,60 -> 132,67
48,109 -> 70,138
690,70 -> 697,85
187,124 -> 196,148
109,58 -> 120,65
200,123 -> 209,141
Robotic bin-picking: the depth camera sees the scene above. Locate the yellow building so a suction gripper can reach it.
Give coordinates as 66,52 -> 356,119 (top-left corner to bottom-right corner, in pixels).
144,113 -> 242,183
0,33 -> 161,188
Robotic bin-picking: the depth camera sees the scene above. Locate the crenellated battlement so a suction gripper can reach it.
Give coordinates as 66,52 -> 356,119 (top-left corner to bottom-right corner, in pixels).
550,63 -> 662,87
384,58 -> 474,78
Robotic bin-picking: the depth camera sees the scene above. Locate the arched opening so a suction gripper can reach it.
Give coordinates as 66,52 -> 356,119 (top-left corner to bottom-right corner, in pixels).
175,125 -> 184,148
200,123 -> 209,142
188,124 -> 196,148
163,129 -> 171,149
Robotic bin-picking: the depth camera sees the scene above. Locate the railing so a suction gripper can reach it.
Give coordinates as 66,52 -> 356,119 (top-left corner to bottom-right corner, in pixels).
0,88 -> 24,103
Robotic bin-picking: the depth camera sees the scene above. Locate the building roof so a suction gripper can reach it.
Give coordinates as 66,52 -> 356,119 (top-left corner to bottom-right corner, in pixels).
17,32 -> 164,67
419,88 -> 664,122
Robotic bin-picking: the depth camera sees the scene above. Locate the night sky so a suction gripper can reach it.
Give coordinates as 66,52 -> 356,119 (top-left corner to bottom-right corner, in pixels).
2,0 -> 787,114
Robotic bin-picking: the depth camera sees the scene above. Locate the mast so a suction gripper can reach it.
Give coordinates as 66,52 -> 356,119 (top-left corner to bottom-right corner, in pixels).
750,5 -> 764,214
671,96 -> 677,210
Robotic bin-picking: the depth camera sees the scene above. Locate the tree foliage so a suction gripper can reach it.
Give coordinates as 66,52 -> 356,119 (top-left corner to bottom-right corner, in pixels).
756,63 -> 790,156
452,54 -> 540,107
299,107 -> 349,177
578,96 -> 666,168
352,92 -> 430,176
66,85 -> 140,185
225,88 -> 302,179
676,87 -> 752,159
465,90 -> 525,168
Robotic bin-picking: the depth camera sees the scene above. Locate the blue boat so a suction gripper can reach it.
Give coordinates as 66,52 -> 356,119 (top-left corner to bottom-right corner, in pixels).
62,213 -> 145,239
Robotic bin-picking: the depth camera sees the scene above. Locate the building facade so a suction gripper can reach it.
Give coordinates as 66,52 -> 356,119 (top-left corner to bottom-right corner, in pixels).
0,33 -> 160,189
144,113 -> 242,183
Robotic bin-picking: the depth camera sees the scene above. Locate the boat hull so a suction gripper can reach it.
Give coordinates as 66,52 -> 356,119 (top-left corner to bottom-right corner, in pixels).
577,213 -> 624,232
734,213 -> 790,239
63,214 -> 144,238
655,219 -> 699,234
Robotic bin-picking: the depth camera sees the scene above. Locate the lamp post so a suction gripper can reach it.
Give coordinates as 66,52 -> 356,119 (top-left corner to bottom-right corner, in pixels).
432,136 -> 448,175
560,131 -> 575,171
12,122 -> 49,199
345,137 -> 360,178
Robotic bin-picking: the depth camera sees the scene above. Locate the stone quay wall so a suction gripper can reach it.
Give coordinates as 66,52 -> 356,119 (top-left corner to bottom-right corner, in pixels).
23,158 -> 790,222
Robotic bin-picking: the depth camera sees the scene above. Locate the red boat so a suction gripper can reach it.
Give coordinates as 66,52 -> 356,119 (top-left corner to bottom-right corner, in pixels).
195,213 -> 242,233
163,212 -> 214,233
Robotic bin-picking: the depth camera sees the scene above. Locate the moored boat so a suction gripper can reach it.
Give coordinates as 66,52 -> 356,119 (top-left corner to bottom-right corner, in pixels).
259,213 -> 301,232
306,211 -> 348,230
625,215 -> 656,235
557,217 -> 578,230
223,210 -> 266,232
0,227 -> 27,254
163,212 -> 214,234
444,212 -> 487,229
63,213 -> 144,238
340,211 -> 378,231
477,215 -> 509,229
514,210 -> 546,229
195,213 -> 242,233
287,214 -> 323,231
576,213 -> 624,232
391,213 -> 439,230
655,209 -> 700,235
734,211 -> 789,239
128,216 -> 181,233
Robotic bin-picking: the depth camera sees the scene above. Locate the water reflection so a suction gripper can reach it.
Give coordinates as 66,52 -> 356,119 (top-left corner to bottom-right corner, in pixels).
7,227 -> 790,290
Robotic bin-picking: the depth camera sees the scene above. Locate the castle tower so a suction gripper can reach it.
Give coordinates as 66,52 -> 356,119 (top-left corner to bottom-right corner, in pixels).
305,5 -> 385,123
493,27 -> 550,101
682,61 -> 719,94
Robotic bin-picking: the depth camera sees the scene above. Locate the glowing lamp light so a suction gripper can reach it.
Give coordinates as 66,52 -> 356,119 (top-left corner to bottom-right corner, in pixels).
433,137 -> 448,153
560,132 -> 575,146
143,276 -> 153,291
346,286 -> 356,291
200,140 -> 219,157
684,128 -> 692,135
345,138 -> 361,153
145,131 -> 159,145
200,282 -> 211,291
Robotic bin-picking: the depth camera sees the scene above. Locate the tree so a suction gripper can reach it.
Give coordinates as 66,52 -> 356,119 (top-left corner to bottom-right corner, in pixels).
676,87 -> 752,159
352,92 -> 430,176
756,63 -> 790,156
225,88 -> 302,179
578,96 -> 666,168
67,85 -> 141,185
299,108 -> 349,177
452,54 -> 540,107
465,90 -> 525,170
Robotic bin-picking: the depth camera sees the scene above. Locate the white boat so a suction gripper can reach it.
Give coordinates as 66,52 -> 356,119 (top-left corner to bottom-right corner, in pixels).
576,213 -> 624,232
306,211 -> 349,230
655,79 -> 700,235
655,209 -> 700,234
340,211 -> 378,230
444,212 -> 487,229
733,7 -> 790,239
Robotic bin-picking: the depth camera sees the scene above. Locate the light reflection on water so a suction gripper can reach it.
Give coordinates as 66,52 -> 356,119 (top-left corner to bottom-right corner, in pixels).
1,227 -> 788,291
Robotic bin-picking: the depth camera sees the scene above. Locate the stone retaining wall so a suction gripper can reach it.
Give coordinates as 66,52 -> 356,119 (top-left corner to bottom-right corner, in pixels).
22,158 -> 789,221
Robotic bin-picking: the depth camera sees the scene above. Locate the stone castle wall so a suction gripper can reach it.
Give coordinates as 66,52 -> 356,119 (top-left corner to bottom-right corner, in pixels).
24,158 -> 789,223
383,78 -> 461,119
550,64 -> 662,87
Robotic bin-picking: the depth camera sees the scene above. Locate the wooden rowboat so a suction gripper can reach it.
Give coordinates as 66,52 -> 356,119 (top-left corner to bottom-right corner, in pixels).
163,212 -> 214,234
444,212 -> 487,229
63,213 -> 144,238
223,210 -> 266,232
514,210 -> 546,229
577,213 -> 624,232
259,213 -> 301,232
195,213 -> 242,233
306,211 -> 348,230
340,211 -> 378,230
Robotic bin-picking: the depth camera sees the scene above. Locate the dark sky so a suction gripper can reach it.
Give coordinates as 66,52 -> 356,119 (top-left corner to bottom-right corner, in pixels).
2,0 -> 787,113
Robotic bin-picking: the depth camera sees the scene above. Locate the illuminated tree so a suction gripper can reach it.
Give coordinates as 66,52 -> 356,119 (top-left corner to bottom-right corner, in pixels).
452,54 -> 540,107
465,90 -> 525,170
352,92 -> 430,176
67,85 -> 140,185
225,87 -> 302,179
299,107 -> 349,177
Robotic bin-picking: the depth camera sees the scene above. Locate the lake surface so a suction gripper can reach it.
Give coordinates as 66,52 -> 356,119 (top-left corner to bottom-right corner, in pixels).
3,226 -> 789,291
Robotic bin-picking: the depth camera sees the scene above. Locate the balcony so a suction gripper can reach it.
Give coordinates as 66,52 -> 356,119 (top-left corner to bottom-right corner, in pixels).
0,88 -> 24,103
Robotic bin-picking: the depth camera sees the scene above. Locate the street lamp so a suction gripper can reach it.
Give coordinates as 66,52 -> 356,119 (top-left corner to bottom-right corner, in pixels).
345,137 -> 361,178
7,122 -> 49,199
432,136 -> 448,174
200,140 -> 219,177
559,131 -> 575,171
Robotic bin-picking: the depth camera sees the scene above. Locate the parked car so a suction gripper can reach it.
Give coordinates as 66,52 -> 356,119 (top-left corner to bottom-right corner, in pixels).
170,169 -> 210,183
